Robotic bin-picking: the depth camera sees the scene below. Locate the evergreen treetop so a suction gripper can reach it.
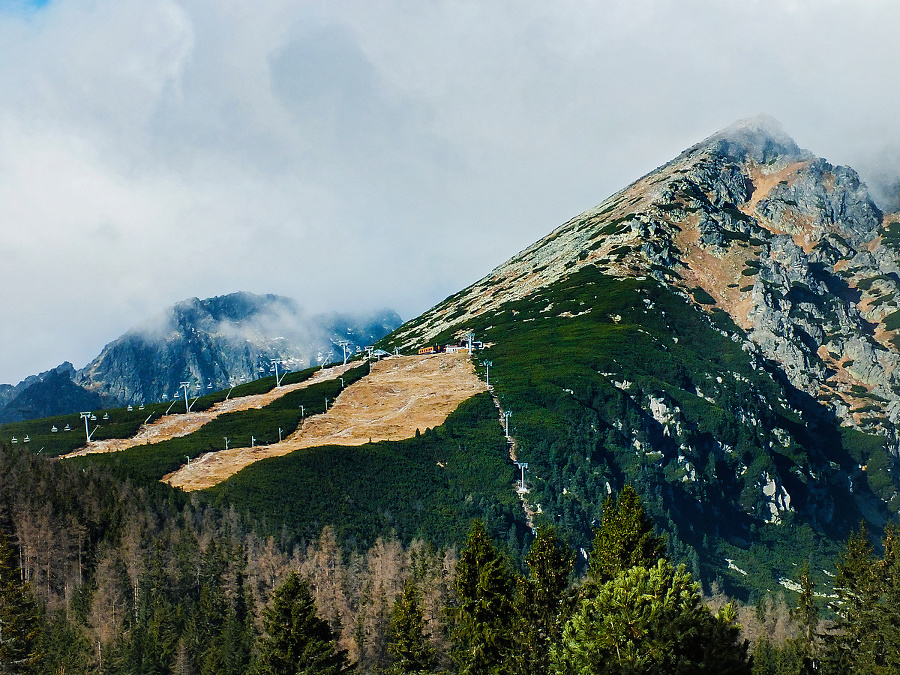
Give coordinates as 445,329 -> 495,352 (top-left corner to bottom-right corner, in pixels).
588,485 -> 666,585
513,526 -> 575,675
384,579 -> 438,675
552,559 -> 750,674
254,572 -> 352,675
450,520 -> 516,675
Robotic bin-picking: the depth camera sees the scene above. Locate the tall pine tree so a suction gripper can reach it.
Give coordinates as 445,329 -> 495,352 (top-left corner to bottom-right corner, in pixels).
450,520 -> 516,675
254,572 -> 352,675
513,526 -> 574,675
384,580 -> 438,675
0,531 -> 42,674
588,485 -> 666,586
790,560 -> 820,673
823,523 -> 900,673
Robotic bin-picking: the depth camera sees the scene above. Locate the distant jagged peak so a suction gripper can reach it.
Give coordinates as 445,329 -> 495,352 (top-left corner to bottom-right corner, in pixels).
686,114 -> 813,167
171,291 -> 299,324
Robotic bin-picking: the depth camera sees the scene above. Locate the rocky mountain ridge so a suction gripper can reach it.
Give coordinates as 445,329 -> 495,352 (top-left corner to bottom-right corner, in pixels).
380,116 -> 900,593
0,292 -> 401,423
392,115 -> 900,442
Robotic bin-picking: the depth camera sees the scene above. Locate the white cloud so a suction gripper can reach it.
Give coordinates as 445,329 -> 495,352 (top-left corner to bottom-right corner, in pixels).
2,0 -> 900,382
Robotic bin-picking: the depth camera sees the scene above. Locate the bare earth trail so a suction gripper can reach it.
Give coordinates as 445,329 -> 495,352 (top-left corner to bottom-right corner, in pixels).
163,352 -> 487,491
62,362 -> 359,458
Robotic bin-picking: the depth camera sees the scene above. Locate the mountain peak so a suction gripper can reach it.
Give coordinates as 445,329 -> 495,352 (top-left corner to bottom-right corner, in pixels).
692,114 -> 810,165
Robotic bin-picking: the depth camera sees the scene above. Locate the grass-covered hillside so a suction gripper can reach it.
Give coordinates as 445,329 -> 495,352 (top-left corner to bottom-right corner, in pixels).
11,360 -> 528,556
0,364 -> 325,458
382,264 -> 900,600
207,392 -> 524,551
8,264 -> 899,598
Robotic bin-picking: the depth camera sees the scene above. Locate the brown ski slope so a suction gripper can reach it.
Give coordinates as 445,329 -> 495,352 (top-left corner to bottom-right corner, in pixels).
163,352 -> 488,492
62,362 -> 358,458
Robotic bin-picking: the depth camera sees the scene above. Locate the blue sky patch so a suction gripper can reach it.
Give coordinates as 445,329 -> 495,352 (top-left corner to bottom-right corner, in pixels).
0,0 -> 50,13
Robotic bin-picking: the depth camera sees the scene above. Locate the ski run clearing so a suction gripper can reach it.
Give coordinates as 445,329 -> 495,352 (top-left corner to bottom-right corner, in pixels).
62,362 -> 360,458
163,352 -> 486,491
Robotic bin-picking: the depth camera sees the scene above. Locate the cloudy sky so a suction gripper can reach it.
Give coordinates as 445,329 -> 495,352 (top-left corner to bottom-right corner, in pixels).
1,0 -> 900,383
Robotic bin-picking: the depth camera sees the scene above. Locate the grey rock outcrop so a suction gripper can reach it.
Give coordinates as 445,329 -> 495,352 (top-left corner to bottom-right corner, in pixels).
0,292 -> 401,422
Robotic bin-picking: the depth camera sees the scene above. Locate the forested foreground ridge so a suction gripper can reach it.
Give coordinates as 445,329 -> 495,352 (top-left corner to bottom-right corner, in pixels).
1,438 -> 898,674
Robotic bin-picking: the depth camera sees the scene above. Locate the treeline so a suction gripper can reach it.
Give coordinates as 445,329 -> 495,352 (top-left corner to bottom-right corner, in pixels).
0,439 -> 457,673
235,492 -> 900,675
0,458 -> 751,674
1,432 -> 897,674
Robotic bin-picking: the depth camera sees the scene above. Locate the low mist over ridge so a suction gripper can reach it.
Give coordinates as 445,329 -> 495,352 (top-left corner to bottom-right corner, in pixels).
0,292 -> 401,423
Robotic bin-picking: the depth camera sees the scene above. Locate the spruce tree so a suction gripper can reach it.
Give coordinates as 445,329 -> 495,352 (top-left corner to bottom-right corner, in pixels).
254,572 -> 352,675
450,520 -> 516,675
791,560 -> 820,672
821,522 -> 900,673
551,560 -> 750,674
384,580 -> 438,675
877,524 -> 900,672
822,524 -> 878,672
588,485 -> 666,585
0,531 -> 42,674
513,526 -> 574,675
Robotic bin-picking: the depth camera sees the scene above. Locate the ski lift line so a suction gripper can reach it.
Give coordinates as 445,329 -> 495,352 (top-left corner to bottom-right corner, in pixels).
80,411 -> 96,443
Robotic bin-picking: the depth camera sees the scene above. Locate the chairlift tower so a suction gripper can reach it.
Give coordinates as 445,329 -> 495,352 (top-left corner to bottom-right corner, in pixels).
483,360 -> 493,387
336,340 -> 352,366
80,412 -> 96,443
464,332 -> 475,351
179,382 -> 191,413
514,461 -> 529,492
503,410 -> 512,437
271,359 -> 285,387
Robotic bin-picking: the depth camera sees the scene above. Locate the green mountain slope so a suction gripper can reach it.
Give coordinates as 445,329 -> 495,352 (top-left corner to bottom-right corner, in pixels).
206,392 -> 523,550
385,265 -> 896,596
376,116 -> 900,598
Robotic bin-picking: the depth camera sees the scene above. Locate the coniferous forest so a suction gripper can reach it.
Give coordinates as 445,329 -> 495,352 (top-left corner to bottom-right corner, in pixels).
2,435 -> 900,674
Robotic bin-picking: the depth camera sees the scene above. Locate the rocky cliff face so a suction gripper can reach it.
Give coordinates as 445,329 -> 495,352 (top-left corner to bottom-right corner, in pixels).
393,115 -> 900,443
0,292 -> 401,422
